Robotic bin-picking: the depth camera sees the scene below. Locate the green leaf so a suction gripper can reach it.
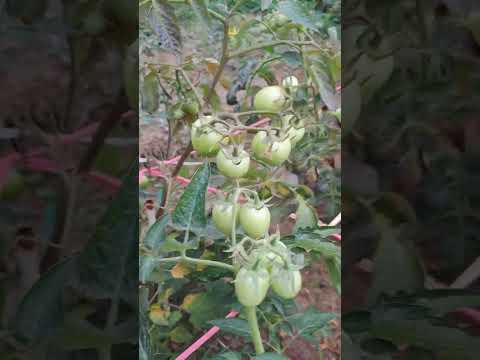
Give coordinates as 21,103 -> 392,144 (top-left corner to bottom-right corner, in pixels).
124,39 -> 139,110
139,286 -> 151,360
208,319 -> 251,339
14,257 -> 77,342
341,80 -> 361,134
142,71 -> 159,113
139,255 -> 157,283
188,280 -> 234,329
286,307 -> 336,342
169,325 -> 193,343
77,164 -> 139,307
158,232 -> 199,253
143,214 -> 170,252
342,311 -> 372,334
342,333 -> 364,360
324,256 -> 341,294
391,289 -> 480,316
172,162 -> 210,231
371,319 -> 480,360
294,239 -> 340,258
48,308 -> 134,351
309,60 -> 340,110
367,229 -> 424,305
293,196 -> 318,232
466,14 -> 480,46
355,54 -> 394,104
278,0 -> 319,33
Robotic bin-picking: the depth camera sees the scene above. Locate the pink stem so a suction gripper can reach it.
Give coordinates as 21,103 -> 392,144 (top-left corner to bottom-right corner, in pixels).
176,310 -> 239,360
331,233 -> 341,242
140,167 -> 219,194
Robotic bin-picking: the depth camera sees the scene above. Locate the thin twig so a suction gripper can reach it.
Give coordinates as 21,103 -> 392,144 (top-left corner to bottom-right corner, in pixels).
180,68 -> 204,107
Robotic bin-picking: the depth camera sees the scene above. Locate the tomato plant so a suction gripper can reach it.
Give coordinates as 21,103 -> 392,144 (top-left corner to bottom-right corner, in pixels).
140,0 -> 341,358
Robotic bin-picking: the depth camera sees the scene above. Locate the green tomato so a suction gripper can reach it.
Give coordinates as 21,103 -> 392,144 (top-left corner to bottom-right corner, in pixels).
191,116 -> 224,156
254,86 -> 288,113
239,204 -> 271,239
283,115 -> 305,145
1,171 -> 25,200
212,202 -> 238,235
235,267 -> 270,306
271,268 -> 302,299
216,148 -> 250,178
252,131 -> 292,166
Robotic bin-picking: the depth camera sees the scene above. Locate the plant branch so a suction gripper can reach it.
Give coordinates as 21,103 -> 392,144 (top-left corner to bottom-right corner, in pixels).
231,183 -> 241,246
179,68 -> 204,107
156,255 -> 235,272
245,306 -> 265,355
205,20 -> 230,106
228,41 -> 312,59
171,142 -> 193,178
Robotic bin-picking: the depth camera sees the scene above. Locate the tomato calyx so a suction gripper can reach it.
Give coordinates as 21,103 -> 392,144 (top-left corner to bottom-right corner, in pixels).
216,145 -> 251,178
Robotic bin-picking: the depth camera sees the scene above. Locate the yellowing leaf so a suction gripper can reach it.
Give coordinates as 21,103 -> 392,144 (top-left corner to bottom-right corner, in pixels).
228,25 -> 239,37
170,262 -> 191,278
180,293 -> 201,311
149,304 -> 170,326
205,58 -> 219,75
219,77 -> 232,90
204,58 -> 230,89
267,181 -> 292,199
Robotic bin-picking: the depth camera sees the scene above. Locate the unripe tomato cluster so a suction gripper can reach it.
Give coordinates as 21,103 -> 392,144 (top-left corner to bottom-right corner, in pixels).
213,200 -> 270,239
189,79 -> 305,308
234,240 -> 302,306
190,78 -> 305,177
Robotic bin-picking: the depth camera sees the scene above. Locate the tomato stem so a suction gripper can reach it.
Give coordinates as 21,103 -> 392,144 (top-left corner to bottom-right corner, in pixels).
245,306 -> 265,355
157,255 -> 235,272
230,181 -> 241,246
